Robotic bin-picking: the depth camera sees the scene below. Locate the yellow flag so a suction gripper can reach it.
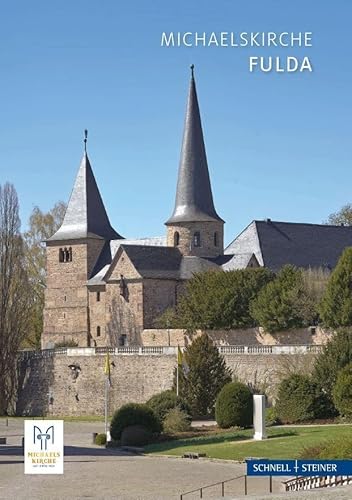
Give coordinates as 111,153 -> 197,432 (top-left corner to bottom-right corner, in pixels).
104,350 -> 111,386
177,345 -> 183,366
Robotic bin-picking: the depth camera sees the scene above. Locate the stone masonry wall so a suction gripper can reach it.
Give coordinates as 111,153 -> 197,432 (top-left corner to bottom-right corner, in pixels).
16,349 -> 319,416
166,221 -> 224,257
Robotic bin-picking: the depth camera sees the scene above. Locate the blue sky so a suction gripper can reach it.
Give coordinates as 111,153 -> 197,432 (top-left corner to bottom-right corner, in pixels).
1,0 -> 351,244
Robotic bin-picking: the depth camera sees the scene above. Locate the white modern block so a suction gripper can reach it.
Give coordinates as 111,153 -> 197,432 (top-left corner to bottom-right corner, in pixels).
253,395 -> 267,440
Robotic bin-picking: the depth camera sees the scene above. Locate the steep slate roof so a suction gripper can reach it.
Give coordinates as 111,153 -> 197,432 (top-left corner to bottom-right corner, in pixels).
49,153 -> 122,241
166,67 -> 223,224
225,220 -> 352,271
119,245 -> 182,279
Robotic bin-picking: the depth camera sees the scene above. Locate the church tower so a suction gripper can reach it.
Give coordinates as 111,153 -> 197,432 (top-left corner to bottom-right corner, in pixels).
43,134 -> 122,348
165,66 -> 224,258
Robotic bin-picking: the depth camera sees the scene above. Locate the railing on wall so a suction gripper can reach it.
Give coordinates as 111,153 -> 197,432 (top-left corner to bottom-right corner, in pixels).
18,344 -> 324,360
283,475 -> 352,491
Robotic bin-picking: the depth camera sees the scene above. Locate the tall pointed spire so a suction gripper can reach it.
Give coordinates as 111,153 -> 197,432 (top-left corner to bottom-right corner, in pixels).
49,134 -> 122,241
166,65 -> 223,224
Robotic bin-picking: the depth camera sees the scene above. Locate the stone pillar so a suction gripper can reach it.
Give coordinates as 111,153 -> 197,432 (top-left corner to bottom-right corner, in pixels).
253,395 -> 267,440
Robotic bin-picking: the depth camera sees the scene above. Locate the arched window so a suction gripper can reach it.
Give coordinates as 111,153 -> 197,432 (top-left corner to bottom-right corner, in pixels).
97,326 -> 101,337
214,232 -> 218,247
194,231 -> 201,247
174,231 -> 180,246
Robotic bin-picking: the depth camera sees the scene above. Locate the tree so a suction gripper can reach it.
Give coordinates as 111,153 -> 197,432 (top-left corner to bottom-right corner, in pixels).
250,265 -> 316,333
0,183 -> 32,414
332,363 -> 352,418
326,204 -> 352,226
176,334 -> 232,417
313,329 -> 352,400
22,202 -> 66,348
163,268 -> 274,330
319,248 -> 352,328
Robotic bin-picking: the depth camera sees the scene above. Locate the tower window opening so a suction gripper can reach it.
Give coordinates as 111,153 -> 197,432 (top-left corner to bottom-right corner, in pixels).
59,247 -> 73,263
174,231 -> 180,246
96,291 -> 100,302
59,248 -> 64,262
97,326 -> 101,337
214,232 -> 218,247
194,231 -> 201,247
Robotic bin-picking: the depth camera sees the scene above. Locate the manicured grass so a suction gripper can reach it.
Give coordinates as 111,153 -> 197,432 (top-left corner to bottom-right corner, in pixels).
144,425 -> 352,460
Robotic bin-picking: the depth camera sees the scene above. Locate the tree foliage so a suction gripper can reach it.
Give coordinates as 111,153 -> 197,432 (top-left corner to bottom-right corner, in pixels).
326,204 -> 352,226
0,183 -> 32,414
332,363 -> 352,418
215,382 -> 253,428
163,268 -> 274,330
319,248 -> 352,328
250,265 -> 316,333
176,334 -> 232,417
275,374 -> 326,424
313,329 -> 352,399
22,202 -> 66,348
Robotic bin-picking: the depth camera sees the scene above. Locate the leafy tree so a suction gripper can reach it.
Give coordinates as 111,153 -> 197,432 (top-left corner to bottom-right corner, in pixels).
215,382 -> 253,428
250,265 -> 316,333
164,268 -> 274,330
313,329 -> 352,400
326,203 -> 352,226
176,334 -> 231,417
22,202 -> 66,348
319,248 -> 352,328
0,183 -> 32,414
332,363 -> 352,418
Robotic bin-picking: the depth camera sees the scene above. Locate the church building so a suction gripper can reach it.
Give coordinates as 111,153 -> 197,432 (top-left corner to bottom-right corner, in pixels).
42,67 -> 352,349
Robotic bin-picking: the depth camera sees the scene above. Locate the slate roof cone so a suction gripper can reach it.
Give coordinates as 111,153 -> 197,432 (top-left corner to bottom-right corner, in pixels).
49,145 -> 122,241
166,65 -> 223,224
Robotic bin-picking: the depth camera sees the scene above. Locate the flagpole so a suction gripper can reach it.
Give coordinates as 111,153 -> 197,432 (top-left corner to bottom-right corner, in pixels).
104,376 -> 108,437
176,360 -> 179,396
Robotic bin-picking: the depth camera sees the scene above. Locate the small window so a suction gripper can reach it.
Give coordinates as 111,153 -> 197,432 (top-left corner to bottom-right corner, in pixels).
59,249 -> 64,262
96,292 -> 100,302
97,326 -> 101,337
119,334 -> 127,346
59,247 -> 73,263
64,295 -> 67,302
194,231 -> 201,247
174,231 -> 180,247
214,232 -> 218,247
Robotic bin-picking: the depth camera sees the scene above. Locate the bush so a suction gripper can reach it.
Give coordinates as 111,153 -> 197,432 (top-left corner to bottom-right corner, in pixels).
265,407 -> 281,426
163,408 -> 192,434
300,437 -> 352,459
332,363 -> 352,418
120,425 -> 152,447
146,390 -> 190,424
94,433 -> 107,445
275,374 -> 326,424
215,382 -> 253,428
110,403 -> 161,441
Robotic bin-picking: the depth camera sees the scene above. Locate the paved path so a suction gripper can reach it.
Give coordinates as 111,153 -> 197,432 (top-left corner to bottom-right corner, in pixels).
0,419 -> 351,499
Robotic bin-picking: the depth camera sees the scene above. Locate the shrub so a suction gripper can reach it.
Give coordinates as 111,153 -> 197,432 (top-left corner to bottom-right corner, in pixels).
146,390 -> 190,424
300,437 -> 352,459
120,425 -> 152,447
332,363 -> 352,418
265,407 -> 281,426
94,433 -> 107,446
110,403 -> 161,441
275,374 -> 326,423
54,339 -> 78,348
215,382 -> 253,428
163,408 -> 192,434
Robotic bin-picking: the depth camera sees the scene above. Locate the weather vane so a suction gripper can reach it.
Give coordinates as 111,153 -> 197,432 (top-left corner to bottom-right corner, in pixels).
190,64 -> 195,78
84,129 -> 88,152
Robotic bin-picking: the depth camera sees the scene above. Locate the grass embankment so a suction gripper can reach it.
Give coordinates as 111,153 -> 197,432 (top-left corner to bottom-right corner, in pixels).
144,425 -> 352,460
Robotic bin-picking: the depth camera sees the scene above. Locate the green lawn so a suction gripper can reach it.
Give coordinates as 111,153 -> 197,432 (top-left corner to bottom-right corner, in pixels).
144,425 -> 352,460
